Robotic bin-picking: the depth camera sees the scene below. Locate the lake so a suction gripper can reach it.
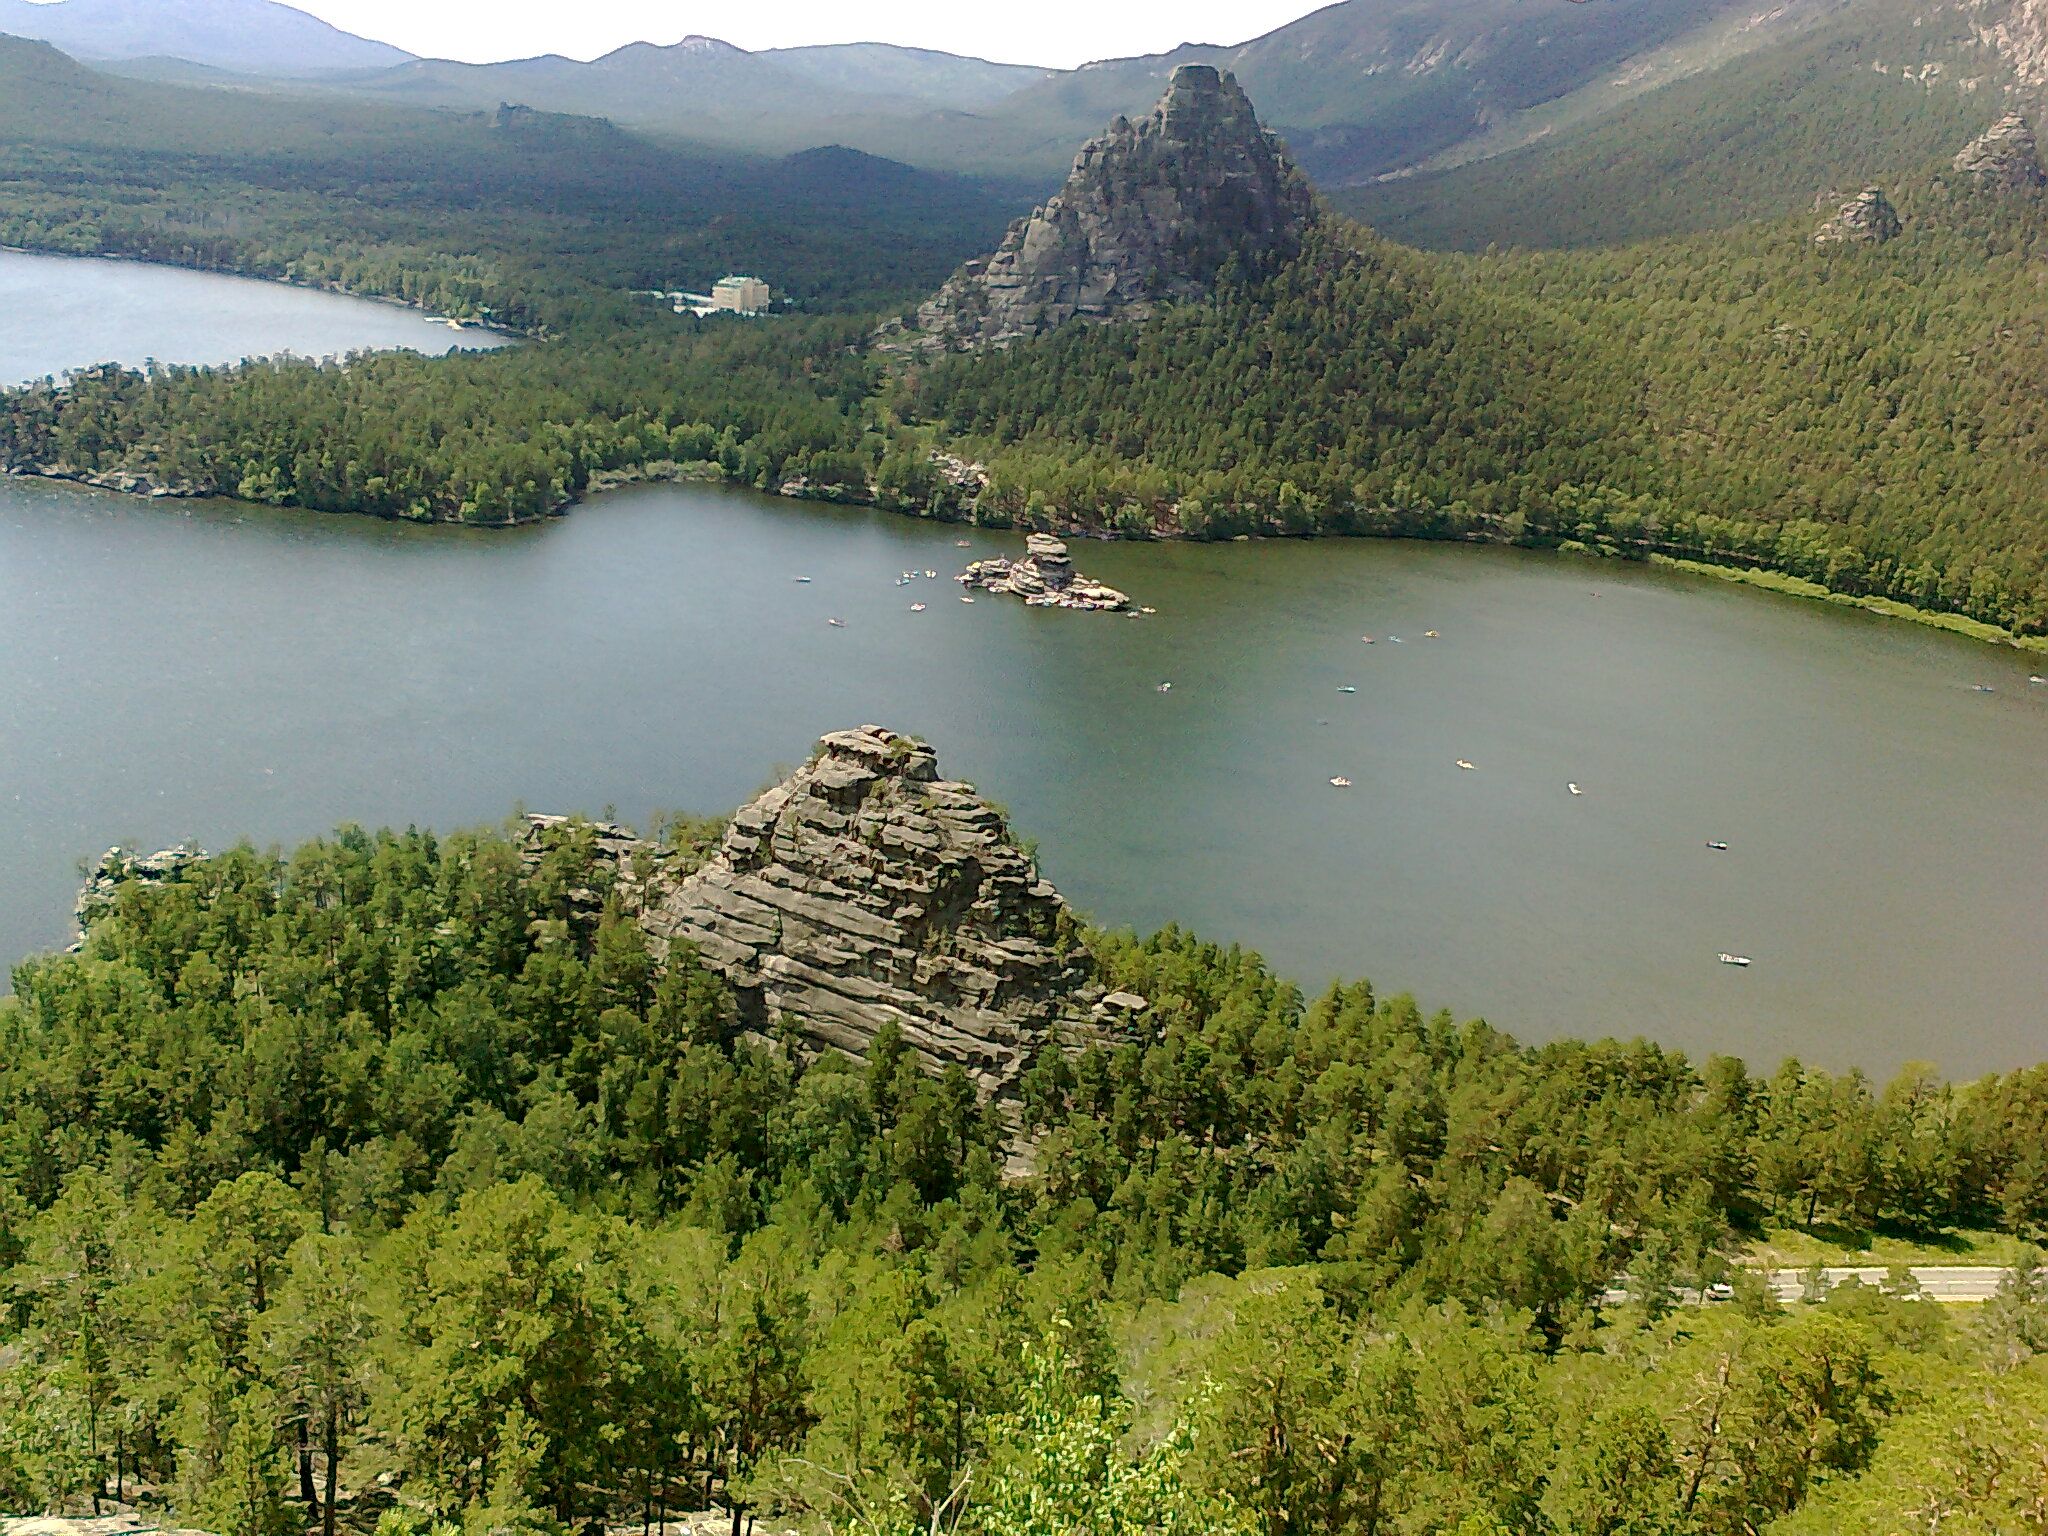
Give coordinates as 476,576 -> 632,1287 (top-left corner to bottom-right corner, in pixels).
4,477 -> 2045,1078
0,248 -> 509,386
1,256 -> 2043,1080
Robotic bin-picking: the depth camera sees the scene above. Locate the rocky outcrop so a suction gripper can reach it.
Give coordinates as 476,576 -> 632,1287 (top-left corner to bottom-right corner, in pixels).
959,533 -> 1131,611
526,728 -> 1122,1103
75,843 -> 207,939
1814,185 -> 1903,244
895,64 -> 1314,351
1972,0 -> 2048,87
1954,112 -> 2047,189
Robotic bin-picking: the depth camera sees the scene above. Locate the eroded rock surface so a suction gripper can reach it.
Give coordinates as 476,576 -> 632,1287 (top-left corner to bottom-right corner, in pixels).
75,843 -> 207,939
895,64 -> 1314,351
1814,185 -> 1903,244
960,533 -> 1130,611
526,728 -> 1115,1102
1954,112 -> 2046,190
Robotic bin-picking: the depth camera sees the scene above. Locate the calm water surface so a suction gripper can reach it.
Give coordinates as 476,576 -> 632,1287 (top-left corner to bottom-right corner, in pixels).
0,249 -> 509,385
3,479 -> 2045,1078
1,256 -> 2043,1076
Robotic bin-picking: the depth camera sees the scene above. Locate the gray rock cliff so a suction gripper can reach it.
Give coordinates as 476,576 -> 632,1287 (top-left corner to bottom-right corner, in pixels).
525,728 -> 1120,1102
1953,112 -> 2047,190
897,64 -> 1315,351
1814,185 -> 1903,244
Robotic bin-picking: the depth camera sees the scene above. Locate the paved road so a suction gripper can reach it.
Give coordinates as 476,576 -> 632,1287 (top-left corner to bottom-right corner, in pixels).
1603,1265 -> 2024,1307
1757,1265 -> 2014,1302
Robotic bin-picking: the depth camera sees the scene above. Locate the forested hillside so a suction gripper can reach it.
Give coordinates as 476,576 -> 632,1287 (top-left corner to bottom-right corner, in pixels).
1340,0 -> 2005,248
3,809 -> 2047,1532
0,36 -> 1015,322
908,193 -> 2048,637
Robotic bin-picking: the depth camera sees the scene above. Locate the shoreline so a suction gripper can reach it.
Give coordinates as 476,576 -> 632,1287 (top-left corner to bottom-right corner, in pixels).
0,242 -> 533,341
14,462 -> 2045,659
1644,554 -> 2048,655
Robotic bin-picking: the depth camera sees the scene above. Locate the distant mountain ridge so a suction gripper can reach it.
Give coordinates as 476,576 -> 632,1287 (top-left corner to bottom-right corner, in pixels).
0,0 -> 411,75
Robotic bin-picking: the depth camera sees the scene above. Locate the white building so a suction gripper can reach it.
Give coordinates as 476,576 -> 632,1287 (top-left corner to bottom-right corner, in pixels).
711,275 -> 771,315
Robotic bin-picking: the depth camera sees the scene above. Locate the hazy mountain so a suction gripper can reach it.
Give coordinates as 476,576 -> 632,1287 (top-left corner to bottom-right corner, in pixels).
336,34 -> 1048,159
0,0 -> 411,76
761,42 -> 1050,111
304,0 -> 1856,188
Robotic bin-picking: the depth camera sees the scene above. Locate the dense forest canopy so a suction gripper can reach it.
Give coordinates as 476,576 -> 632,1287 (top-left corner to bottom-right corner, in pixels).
3,813 -> 2048,1534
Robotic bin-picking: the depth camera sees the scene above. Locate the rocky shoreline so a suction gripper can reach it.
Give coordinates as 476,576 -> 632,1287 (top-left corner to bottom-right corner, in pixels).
959,532 -> 1131,611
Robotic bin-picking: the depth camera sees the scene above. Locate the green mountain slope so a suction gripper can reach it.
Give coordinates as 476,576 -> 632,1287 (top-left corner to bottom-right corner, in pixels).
1340,0 -> 2016,248
907,179 -> 2048,636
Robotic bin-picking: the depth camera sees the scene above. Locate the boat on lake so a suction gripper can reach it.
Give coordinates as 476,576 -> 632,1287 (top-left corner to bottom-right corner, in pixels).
1568,783 -> 1582,796
1338,686 -> 1357,694
1719,953 -> 1752,967
1707,841 -> 1730,851
827,618 -> 846,628
1330,776 -> 1352,788
1456,759 -> 1477,771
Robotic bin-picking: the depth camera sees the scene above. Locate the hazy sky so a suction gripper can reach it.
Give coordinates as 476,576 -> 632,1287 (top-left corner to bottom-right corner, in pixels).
287,1 -> 1334,67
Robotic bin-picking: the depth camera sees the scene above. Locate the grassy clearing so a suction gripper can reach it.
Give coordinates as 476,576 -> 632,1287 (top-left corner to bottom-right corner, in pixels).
1741,1222 -> 2037,1272
1650,555 -> 2048,654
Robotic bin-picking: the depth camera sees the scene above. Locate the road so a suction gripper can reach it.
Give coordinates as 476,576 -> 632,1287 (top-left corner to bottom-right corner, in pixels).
1757,1265 -> 2014,1302
1601,1265 -> 2024,1307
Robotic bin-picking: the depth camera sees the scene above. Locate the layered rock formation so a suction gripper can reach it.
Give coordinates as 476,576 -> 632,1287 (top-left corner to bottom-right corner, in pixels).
1814,185 -> 1903,244
75,843 -> 206,939
959,533 -> 1130,611
528,728 -> 1120,1102
897,64 -> 1314,351
1954,112 -> 2046,190
1972,0 -> 2048,88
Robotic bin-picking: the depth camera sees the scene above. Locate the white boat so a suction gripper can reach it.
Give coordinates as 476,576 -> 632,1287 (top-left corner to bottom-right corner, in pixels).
1568,783 -> 1582,796
909,603 -> 927,612
1330,776 -> 1352,788
827,618 -> 846,628
960,596 -> 975,603
794,576 -> 813,584
1719,953 -> 1752,968
955,539 -> 971,547
1338,686 -> 1357,694
1456,759 -> 1477,771
1361,636 -> 1375,644
1156,682 -> 1173,693
924,570 -> 938,579
1425,630 -> 1440,638
1140,606 -> 1158,615
1707,841 -> 1730,851
2030,675 -> 2045,685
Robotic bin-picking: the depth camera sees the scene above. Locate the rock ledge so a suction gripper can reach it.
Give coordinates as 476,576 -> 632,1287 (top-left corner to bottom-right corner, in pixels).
960,533 -> 1131,611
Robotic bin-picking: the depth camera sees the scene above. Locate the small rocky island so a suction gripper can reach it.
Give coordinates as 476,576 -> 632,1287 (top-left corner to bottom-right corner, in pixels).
959,533 -> 1131,611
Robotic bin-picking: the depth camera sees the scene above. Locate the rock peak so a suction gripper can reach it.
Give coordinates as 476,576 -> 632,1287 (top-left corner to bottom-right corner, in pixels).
1953,112 -> 2046,191
893,66 -> 1314,351
528,728 -> 1115,1103
1814,185 -> 1902,245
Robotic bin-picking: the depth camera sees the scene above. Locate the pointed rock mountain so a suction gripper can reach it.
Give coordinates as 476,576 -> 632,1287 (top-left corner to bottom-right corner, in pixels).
1814,185 -> 1902,245
1954,112 -> 2046,191
899,64 -> 1315,350
526,728 -> 1115,1101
